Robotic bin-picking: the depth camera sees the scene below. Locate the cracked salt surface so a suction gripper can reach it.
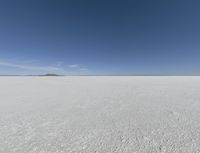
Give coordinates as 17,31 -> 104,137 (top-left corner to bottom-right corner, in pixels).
0,76 -> 200,152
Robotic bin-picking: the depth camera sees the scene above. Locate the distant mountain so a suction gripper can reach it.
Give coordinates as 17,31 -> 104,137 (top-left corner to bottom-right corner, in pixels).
0,74 -> 64,76
39,73 -> 64,76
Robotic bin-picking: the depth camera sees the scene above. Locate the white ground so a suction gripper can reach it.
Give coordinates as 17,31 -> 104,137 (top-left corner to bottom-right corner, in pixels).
0,76 -> 200,153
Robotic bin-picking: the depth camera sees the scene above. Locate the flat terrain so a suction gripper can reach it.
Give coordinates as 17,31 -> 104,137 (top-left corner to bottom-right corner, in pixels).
0,76 -> 200,153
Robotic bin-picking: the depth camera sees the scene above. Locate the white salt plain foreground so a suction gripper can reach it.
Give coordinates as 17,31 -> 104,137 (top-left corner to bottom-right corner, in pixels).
1,76 -> 200,153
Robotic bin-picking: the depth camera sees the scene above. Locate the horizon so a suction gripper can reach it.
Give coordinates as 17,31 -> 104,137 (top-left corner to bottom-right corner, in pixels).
1,0 -> 200,75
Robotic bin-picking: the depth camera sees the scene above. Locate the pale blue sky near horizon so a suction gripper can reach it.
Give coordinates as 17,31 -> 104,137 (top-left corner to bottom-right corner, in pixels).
0,0 -> 200,75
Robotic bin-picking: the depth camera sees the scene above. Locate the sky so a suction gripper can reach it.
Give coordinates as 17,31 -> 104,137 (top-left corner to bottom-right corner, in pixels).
0,0 -> 200,75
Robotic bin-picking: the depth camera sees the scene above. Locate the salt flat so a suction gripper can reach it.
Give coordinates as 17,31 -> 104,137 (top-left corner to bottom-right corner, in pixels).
0,76 -> 200,153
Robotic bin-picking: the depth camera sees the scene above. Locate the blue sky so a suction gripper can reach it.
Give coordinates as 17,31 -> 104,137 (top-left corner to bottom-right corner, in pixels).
0,0 -> 200,75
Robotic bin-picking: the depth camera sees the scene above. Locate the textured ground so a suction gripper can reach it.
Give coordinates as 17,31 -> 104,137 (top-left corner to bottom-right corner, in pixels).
0,76 -> 200,153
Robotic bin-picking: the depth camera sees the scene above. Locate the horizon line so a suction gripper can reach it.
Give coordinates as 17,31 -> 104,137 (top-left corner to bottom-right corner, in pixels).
1,74 -> 200,76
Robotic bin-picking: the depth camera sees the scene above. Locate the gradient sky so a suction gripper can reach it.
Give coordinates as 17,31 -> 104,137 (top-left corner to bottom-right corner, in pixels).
0,0 -> 200,75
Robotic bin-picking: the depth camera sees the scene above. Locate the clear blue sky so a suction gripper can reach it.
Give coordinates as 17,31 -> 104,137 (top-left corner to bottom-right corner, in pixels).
0,0 -> 200,75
